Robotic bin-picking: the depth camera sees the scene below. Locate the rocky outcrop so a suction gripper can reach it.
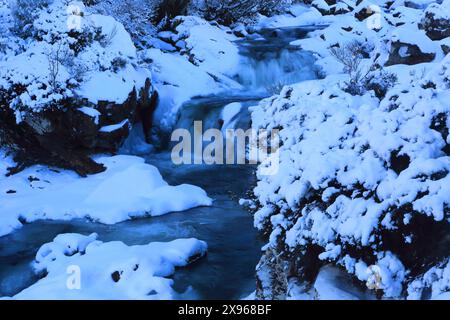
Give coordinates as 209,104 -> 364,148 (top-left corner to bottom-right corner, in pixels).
0,80 -> 158,176
419,1 -> 450,40
386,41 -> 436,66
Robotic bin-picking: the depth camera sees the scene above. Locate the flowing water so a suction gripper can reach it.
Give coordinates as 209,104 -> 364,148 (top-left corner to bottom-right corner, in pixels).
0,26 -> 321,299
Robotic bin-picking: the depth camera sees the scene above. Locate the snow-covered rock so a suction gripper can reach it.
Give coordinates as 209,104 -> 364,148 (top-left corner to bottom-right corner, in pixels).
147,16 -> 242,133
419,0 -> 450,41
8,233 -> 207,299
0,1 -> 157,175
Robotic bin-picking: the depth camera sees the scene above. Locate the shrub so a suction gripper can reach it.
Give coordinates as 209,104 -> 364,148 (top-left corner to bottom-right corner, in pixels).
10,0 -> 53,38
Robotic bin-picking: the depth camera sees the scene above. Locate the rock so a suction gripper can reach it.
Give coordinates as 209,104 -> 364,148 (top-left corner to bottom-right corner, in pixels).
0,79 -> 158,176
313,265 -> 372,300
111,271 -> 121,283
355,5 -> 377,22
418,1 -> 450,40
404,0 -> 435,9
386,41 -> 436,66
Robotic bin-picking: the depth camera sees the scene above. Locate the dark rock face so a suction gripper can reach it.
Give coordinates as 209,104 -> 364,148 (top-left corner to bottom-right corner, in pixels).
386,41 -> 436,66
419,11 -> 450,41
0,79 -> 158,176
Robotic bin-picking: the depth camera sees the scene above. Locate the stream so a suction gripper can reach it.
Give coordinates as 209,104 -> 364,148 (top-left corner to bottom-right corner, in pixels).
0,26 -> 321,299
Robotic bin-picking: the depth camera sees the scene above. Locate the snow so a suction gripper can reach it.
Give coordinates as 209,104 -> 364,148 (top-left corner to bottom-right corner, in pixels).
391,25 -> 440,54
1,0 -> 449,301
0,153 -> 212,237
257,6 -> 328,29
99,119 -> 130,133
78,106 -> 101,124
173,16 -> 240,77
250,0 -> 450,299
424,0 -> 450,19
146,49 -> 224,131
407,260 -> 450,300
8,233 -> 207,299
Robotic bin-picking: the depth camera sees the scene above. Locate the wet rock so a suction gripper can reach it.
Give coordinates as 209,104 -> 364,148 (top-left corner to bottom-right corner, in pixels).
187,252 -> 206,264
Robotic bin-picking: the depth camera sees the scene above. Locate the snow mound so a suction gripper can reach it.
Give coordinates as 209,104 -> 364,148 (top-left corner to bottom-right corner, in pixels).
9,233 -> 207,299
251,0 -> 449,299
0,153 -> 213,237
0,0 -> 149,115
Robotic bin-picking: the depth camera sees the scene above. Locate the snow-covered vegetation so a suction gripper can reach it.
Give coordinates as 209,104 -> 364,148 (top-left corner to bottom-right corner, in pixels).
13,233 -> 207,299
250,0 -> 450,300
0,152 -> 212,237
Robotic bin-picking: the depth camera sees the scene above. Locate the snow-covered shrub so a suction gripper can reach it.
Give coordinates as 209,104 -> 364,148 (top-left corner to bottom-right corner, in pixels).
10,0 -> 53,38
330,40 -> 396,97
12,233 -> 208,299
407,260 -> 450,300
365,69 -> 398,99
2,2 -> 139,111
154,0 -> 191,26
